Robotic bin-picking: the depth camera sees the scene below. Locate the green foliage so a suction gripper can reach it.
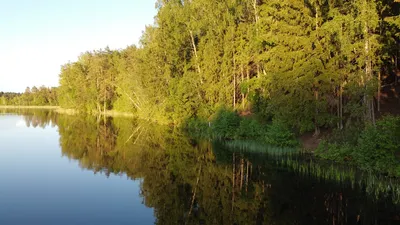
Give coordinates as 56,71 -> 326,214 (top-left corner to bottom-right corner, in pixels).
49,0 -> 399,132
0,87 -> 58,106
356,116 -> 400,175
184,108 -> 297,147
250,90 -> 273,122
265,120 -> 298,147
211,108 -> 241,139
235,117 -> 265,140
327,125 -> 364,146
317,116 -> 400,176
58,49 -> 118,112
316,141 -> 354,162
0,96 -> 6,105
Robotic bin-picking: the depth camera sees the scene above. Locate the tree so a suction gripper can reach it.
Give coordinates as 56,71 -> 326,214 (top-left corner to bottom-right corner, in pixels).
53,0 -> 399,131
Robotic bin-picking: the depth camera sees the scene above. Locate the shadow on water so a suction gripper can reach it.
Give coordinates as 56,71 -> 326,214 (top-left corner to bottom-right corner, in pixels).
5,109 -> 400,225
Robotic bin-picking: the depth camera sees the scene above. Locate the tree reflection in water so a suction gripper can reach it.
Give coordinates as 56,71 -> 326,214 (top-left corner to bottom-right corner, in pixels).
9,110 -> 400,225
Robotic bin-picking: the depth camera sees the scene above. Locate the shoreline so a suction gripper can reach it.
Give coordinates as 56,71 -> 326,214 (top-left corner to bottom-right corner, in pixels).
2,105 -> 399,176
0,105 -> 135,118
0,105 -> 60,109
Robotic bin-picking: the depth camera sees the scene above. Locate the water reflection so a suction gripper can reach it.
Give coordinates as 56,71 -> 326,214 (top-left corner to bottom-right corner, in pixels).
6,110 -> 400,225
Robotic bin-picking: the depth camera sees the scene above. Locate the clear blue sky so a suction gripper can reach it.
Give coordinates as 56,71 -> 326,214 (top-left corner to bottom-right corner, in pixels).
0,0 -> 157,92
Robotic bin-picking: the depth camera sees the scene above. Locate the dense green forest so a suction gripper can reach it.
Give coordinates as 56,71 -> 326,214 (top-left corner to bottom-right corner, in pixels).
56,0 -> 400,133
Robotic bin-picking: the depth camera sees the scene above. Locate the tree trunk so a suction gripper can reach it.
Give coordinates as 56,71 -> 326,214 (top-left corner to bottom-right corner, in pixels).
246,161 -> 249,193
97,77 -> 101,113
246,67 -> 250,105
189,30 -> 202,81
233,55 -> 236,109
253,0 -> 258,24
378,71 -> 381,112
103,100 -> 107,122
314,89 -> 320,136
240,158 -> 244,190
314,3 -> 320,136
253,0 -> 259,80
337,86 -> 340,129
340,84 -> 343,129
395,55 -> 398,84
369,99 -> 375,125
233,75 -> 236,109
363,3 -> 374,124
241,65 -> 245,109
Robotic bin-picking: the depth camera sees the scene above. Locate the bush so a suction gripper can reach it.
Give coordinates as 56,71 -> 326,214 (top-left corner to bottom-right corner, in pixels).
317,116 -> 400,176
265,120 -> 298,147
235,117 -> 265,140
355,116 -> 400,175
315,141 -> 353,162
328,125 -> 363,146
211,108 -> 241,139
184,107 -> 298,148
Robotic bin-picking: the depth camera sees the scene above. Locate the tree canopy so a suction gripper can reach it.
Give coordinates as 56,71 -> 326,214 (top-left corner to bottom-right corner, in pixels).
52,0 -> 400,131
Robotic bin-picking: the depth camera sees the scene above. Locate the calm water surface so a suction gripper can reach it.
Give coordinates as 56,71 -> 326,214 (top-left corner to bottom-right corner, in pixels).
0,110 -> 399,225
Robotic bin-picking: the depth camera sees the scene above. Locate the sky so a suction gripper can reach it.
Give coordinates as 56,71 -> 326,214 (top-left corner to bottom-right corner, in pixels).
0,0 -> 157,92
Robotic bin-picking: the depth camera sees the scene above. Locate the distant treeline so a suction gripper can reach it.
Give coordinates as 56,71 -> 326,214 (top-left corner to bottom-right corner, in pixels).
0,86 -> 58,106
9,1 -> 400,133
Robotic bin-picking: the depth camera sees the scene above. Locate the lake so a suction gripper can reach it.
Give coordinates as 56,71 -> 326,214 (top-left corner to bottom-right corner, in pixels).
0,109 -> 399,225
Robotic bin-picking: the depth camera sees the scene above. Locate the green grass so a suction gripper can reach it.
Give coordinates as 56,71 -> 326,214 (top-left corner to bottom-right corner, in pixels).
223,140 -> 298,155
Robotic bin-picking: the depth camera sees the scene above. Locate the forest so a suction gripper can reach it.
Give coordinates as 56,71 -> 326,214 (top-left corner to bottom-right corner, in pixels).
55,0 -> 400,132
3,0 -> 400,135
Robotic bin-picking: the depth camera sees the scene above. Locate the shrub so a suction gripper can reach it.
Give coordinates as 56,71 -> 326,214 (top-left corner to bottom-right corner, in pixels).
328,125 -> 363,146
317,116 -> 400,176
211,108 -> 241,139
315,141 -> 353,162
265,120 -> 298,147
355,116 -> 400,175
235,117 -> 265,140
